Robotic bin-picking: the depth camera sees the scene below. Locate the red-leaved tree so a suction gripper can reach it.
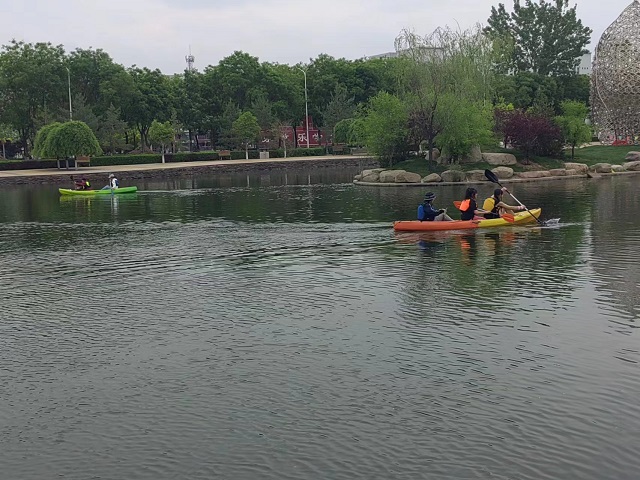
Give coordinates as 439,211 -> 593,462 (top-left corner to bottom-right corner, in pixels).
503,110 -> 562,162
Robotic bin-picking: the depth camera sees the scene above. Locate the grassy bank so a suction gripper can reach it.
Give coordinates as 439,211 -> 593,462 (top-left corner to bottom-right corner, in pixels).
571,145 -> 637,165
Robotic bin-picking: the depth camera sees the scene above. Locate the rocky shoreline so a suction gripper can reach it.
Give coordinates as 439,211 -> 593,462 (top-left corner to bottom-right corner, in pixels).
354,159 -> 640,187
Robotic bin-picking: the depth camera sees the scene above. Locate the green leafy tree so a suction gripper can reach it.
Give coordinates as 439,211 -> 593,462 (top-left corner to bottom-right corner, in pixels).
170,70 -> 206,151
361,92 -> 408,166
250,91 -> 276,131
395,25 -> 495,162
67,48 -> 123,115
232,112 -> 260,159
33,122 -> 63,158
148,119 -> 175,163
127,67 -> 171,151
98,104 -> 128,154
218,101 -> 241,148
321,84 -> 355,147
44,121 -> 102,159
0,40 -> 67,156
484,0 -> 592,76
68,93 -> 99,133
0,124 -> 17,159
555,100 -> 591,159
435,98 -> 494,161
334,118 -> 354,144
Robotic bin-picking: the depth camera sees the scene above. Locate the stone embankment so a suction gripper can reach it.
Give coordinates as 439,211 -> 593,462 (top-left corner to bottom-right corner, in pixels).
354,152 -> 640,187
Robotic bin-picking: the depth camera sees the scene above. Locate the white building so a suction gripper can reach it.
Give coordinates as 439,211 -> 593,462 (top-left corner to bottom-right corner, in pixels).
576,52 -> 592,75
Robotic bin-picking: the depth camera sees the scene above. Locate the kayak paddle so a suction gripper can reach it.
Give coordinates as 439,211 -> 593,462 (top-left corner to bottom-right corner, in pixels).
453,201 -> 515,223
483,169 -> 543,225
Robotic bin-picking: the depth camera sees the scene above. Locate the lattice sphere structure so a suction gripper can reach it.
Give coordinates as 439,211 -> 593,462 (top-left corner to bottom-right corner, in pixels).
591,0 -> 640,144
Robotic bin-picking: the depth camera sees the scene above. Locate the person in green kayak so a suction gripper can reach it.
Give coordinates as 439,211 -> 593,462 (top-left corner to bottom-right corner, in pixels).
458,187 -> 489,220
73,176 -> 91,190
417,192 -> 453,221
101,173 -> 119,190
482,188 -> 526,219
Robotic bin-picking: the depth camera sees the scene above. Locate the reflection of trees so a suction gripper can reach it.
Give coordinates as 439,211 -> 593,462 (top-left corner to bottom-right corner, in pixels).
588,177 -> 640,320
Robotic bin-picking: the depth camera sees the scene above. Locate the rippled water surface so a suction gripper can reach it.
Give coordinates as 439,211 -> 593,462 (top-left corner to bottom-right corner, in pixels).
1,168 -> 639,479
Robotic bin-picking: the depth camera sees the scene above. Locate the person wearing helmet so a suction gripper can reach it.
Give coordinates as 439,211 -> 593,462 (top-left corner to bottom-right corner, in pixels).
482,187 -> 526,219
101,173 -> 119,190
417,192 -> 453,221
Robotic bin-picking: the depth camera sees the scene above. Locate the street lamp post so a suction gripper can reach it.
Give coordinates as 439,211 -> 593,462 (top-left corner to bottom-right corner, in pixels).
66,67 -> 73,120
296,67 -> 310,149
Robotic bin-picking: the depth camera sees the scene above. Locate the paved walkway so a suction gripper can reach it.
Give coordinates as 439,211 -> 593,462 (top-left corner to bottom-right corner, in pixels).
0,155 -> 372,180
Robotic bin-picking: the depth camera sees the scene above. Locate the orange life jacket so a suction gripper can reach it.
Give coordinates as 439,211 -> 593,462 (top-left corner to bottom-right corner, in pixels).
459,199 -> 471,212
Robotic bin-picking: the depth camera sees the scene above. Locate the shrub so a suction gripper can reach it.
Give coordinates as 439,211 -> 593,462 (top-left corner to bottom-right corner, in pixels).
503,110 -> 563,159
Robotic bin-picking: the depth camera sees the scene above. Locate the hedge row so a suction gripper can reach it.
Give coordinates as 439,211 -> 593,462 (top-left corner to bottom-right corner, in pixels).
0,159 -> 59,170
3,147 -> 347,170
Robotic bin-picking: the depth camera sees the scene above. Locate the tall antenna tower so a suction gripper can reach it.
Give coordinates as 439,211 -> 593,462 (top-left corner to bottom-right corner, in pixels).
185,45 -> 195,72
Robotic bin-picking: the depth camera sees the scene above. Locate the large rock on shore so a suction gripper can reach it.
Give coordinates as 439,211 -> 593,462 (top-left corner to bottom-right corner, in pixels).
379,170 -> 404,183
565,169 -> 579,176
564,162 -> 589,174
515,170 -> 552,179
482,153 -> 517,166
623,160 -> 640,171
460,145 -> 483,164
361,172 -> 380,182
611,164 -> 625,172
379,169 -> 421,183
422,173 -> 442,183
465,169 -> 487,182
492,167 -> 514,179
549,168 -> 567,176
591,163 -> 612,173
441,170 -> 466,182
624,151 -> 640,161
395,171 -> 422,183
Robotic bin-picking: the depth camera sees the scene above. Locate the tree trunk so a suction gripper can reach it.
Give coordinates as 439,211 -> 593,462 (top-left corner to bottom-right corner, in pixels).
188,129 -> 193,152
571,144 -> 575,159
1,142 -> 5,159
245,144 -> 249,160
161,143 -> 166,163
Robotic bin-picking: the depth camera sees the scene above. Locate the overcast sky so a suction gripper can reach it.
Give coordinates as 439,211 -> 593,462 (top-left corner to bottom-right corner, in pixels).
1,0 -> 632,73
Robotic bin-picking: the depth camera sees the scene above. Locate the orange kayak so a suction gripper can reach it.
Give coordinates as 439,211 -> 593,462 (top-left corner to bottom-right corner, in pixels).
393,208 -> 541,232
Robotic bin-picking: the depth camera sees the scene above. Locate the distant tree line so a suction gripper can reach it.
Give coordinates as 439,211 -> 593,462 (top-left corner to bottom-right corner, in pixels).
0,0 -> 592,164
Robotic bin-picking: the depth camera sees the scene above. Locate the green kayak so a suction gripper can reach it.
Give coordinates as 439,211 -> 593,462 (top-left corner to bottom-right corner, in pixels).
59,186 -> 138,195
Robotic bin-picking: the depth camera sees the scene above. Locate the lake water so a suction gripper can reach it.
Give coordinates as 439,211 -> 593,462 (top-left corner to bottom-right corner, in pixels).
1,167 -> 639,480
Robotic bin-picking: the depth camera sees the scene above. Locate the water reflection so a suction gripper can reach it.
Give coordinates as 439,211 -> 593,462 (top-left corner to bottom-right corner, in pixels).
2,171 -> 640,480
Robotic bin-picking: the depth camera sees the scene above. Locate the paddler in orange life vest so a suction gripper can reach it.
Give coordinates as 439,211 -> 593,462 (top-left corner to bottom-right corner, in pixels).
482,188 -> 526,219
458,187 -> 490,220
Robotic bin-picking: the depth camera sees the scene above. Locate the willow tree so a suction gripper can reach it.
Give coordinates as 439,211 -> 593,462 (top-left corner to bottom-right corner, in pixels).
33,122 -> 63,159
44,121 -> 102,162
394,25 -> 496,162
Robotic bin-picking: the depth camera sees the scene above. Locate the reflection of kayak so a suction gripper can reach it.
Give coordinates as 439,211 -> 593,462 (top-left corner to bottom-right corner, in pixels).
393,208 -> 541,232
59,186 -> 138,195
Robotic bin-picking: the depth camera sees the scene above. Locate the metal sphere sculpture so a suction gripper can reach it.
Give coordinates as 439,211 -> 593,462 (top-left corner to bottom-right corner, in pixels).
591,0 -> 640,144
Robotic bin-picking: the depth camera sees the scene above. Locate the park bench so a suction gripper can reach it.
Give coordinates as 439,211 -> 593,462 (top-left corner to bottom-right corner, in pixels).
75,155 -> 91,169
332,144 -> 348,155
218,149 -> 231,160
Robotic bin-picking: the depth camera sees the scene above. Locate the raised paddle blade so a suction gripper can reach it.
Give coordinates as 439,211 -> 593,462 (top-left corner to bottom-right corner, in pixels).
484,169 -> 500,184
453,201 -> 462,209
